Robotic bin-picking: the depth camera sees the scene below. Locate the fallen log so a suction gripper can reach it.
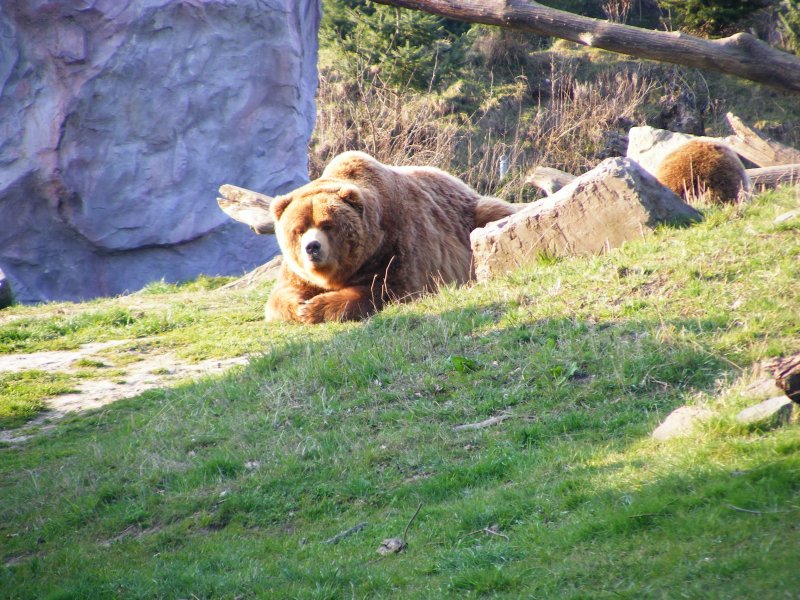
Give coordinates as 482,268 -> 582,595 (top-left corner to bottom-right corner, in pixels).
372,0 -> 800,94
524,167 -> 576,195
724,113 -> 800,168
768,353 -> 800,403
746,165 -> 800,190
217,184 -> 275,235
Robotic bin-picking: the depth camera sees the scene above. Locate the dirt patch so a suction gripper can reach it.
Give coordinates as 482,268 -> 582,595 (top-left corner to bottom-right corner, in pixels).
0,341 -> 249,444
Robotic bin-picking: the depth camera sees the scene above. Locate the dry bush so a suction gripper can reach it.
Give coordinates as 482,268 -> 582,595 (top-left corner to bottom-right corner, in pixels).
310,58 -> 658,203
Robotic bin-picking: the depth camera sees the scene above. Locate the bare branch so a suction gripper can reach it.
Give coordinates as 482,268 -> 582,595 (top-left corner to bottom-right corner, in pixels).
371,0 -> 800,94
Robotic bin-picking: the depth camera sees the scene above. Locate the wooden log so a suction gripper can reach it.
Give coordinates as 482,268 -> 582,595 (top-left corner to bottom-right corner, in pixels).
216,184 -> 275,235
746,165 -> 800,190
524,167 -> 576,195
371,0 -> 800,94
767,353 -> 800,403
724,113 -> 800,167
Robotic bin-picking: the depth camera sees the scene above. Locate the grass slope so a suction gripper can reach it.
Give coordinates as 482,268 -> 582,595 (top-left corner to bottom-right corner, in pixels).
1,189 -> 799,599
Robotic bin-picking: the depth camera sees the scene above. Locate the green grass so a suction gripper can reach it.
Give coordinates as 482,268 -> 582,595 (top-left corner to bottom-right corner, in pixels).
1,188 -> 799,598
0,371 -> 78,428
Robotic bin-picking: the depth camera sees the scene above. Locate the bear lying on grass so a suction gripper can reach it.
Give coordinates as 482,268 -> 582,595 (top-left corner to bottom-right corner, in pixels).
655,140 -> 749,205
265,151 -> 519,323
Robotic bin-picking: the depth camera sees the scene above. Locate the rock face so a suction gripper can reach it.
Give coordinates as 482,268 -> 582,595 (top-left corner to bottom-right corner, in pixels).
0,1 -> 321,303
471,158 -> 702,281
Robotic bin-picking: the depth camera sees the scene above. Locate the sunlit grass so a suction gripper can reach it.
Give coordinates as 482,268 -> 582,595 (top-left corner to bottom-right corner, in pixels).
0,187 -> 798,598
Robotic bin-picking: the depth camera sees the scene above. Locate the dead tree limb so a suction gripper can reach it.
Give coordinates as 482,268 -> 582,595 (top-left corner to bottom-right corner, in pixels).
746,165 -> 800,190
217,184 -> 275,235
371,0 -> 800,94
724,114 -> 800,167
524,167 -> 576,195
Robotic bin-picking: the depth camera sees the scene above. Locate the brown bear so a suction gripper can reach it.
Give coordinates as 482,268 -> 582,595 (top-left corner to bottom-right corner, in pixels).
263,151 -> 520,323
655,140 -> 749,205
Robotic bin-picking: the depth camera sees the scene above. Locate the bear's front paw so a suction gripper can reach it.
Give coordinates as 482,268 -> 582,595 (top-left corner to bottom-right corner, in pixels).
295,297 -> 329,324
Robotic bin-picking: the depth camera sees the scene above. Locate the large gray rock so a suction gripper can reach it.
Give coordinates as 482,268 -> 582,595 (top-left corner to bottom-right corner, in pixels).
471,158 -> 702,281
0,0 -> 320,303
626,126 -> 696,176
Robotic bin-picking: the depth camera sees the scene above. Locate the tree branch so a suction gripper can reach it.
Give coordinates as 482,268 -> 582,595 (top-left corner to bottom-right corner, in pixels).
371,0 -> 800,94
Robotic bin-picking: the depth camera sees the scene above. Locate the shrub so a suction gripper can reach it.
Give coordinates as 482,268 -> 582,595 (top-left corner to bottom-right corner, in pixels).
658,0 -> 773,36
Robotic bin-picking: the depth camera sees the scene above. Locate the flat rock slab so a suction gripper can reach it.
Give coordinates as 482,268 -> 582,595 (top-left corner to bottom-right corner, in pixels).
652,406 -> 716,441
735,396 -> 794,426
471,158 -> 702,281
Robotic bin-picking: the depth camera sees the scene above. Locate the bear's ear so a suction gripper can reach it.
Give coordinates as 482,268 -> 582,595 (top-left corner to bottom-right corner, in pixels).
271,195 -> 293,221
337,185 -> 363,214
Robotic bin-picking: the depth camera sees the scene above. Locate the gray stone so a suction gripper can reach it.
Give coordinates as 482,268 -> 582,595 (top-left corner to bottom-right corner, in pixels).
626,126 -> 697,176
0,0 -> 321,303
470,158 -> 702,281
735,396 -> 794,427
0,268 -> 12,309
652,406 -> 716,441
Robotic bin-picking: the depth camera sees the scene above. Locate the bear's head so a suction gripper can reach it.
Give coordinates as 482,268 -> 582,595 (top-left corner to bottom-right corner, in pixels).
271,181 -> 384,290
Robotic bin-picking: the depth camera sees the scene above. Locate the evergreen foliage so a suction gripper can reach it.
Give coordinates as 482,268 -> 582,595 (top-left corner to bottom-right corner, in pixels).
321,0 -> 471,90
658,0 -> 773,35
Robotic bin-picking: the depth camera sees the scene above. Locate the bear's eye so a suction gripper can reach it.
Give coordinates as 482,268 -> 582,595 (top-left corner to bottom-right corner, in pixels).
318,221 -> 334,231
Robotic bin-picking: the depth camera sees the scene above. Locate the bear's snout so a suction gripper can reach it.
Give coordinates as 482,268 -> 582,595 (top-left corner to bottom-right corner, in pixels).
300,228 -> 329,265
305,240 -> 321,256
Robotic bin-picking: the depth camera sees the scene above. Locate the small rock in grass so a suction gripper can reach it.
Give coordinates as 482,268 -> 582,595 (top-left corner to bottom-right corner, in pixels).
652,406 -> 715,441
735,396 -> 793,427
377,537 -> 406,555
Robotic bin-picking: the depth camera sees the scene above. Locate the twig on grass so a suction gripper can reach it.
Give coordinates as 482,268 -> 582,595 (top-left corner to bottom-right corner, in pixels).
460,524 -> 510,542
323,522 -> 368,544
453,413 -> 512,431
376,502 -> 423,555
725,504 -> 790,515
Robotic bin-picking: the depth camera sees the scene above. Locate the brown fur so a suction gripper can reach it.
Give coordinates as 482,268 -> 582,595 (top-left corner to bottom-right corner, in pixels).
655,140 -> 749,205
266,151 -> 519,323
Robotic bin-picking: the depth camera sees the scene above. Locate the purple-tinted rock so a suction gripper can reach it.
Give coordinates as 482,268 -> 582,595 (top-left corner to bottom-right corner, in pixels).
0,0 -> 321,303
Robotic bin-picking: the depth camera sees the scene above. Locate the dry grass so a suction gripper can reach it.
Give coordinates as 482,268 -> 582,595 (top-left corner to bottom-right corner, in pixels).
310,53 -> 658,202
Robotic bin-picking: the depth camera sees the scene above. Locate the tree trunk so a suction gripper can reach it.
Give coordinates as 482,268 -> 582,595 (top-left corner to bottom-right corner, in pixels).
371,0 -> 800,94
746,165 -> 800,190
724,113 -> 800,167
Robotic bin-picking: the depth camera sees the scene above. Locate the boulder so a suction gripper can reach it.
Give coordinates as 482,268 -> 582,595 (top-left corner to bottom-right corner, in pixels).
0,268 -> 12,309
652,406 -> 715,441
0,1 -> 321,303
735,396 -> 794,427
626,126 -> 697,176
471,158 -> 702,281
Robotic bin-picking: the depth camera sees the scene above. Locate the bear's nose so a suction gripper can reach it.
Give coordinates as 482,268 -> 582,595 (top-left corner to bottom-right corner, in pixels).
305,240 -> 322,256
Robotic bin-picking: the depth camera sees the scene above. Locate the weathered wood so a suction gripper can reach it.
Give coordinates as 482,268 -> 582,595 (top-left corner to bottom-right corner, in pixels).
372,0 -> 800,94
524,166 -> 576,195
746,165 -> 800,190
217,184 -> 275,235
768,353 -> 800,403
724,113 -> 800,167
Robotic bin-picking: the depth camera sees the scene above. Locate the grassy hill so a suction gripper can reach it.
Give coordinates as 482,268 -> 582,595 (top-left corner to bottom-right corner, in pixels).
1,187 -> 798,598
